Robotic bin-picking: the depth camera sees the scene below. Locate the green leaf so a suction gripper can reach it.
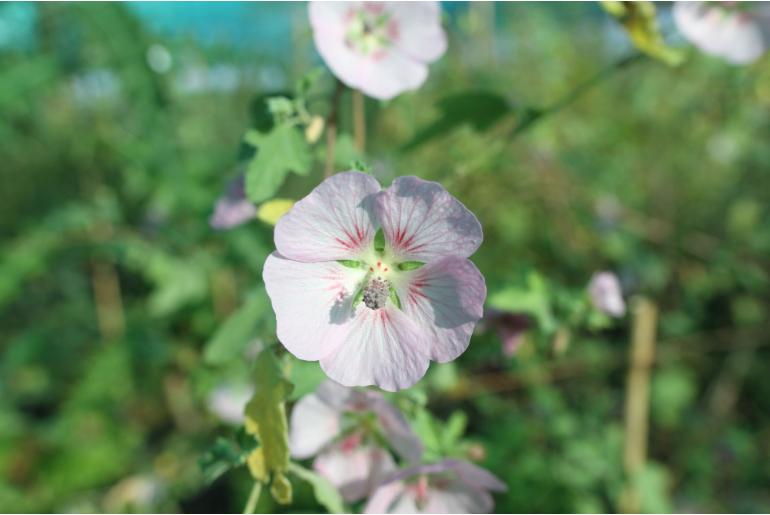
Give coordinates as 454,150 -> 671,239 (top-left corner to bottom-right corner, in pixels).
289,462 -> 346,514
203,288 -> 270,365
287,359 -> 327,401
488,271 -> 557,334
441,411 -> 468,449
198,436 -> 254,484
244,348 -> 293,500
402,91 -> 511,151
350,159 -> 371,173
245,124 -> 312,204
266,96 -> 295,121
397,261 -> 425,271
389,287 -> 402,310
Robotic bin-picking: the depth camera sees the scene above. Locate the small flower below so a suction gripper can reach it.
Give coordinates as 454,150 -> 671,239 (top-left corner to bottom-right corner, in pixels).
364,459 -> 508,513
289,380 -> 422,502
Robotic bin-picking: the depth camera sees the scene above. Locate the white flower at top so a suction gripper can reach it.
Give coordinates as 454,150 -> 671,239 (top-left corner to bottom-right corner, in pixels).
673,2 -> 770,64
308,2 -> 447,100
289,380 -> 422,502
364,459 -> 508,513
263,171 -> 485,391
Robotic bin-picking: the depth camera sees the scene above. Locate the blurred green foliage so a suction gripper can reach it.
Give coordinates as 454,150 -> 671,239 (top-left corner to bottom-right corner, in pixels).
1,2 -> 769,513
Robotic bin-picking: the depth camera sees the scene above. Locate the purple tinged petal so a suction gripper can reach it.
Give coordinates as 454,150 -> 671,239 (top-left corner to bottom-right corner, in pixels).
289,387 -> 344,459
274,171 -> 380,262
376,176 -> 482,262
396,257 -> 486,363
314,442 -> 396,503
209,174 -> 257,230
365,393 -> 424,463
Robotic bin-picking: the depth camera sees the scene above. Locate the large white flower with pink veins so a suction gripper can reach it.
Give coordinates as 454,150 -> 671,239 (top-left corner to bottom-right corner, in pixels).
263,171 -> 485,391
364,459 -> 508,513
673,2 -> 770,64
308,2 -> 447,100
289,380 -> 422,502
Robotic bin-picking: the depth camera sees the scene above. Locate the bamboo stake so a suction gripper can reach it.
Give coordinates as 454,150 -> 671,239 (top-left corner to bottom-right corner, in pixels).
620,297 -> 658,513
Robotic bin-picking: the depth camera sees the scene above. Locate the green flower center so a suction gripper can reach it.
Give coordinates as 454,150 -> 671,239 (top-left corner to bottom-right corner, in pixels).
344,6 -> 396,57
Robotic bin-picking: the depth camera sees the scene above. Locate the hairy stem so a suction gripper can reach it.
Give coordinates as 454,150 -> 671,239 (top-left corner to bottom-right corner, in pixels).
324,80 -> 346,178
243,481 -> 262,515
353,89 -> 366,153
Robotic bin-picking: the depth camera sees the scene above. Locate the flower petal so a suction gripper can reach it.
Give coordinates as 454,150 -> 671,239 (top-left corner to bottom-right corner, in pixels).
396,258 -> 486,363
289,389 -> 343,459
263,252 -> 367,361
423,483 -> 495,514
320,305 -> 430,391
314,443 -> 396,503
363,480 -> 408,514
376,176 -> 482,262
274,171 -> 380,262
365,394 -> 424,462
674,2 -> 767,64
386,2 -> 447,63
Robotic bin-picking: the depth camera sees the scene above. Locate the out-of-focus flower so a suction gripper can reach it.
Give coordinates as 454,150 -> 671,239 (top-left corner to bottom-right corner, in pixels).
209,174 -> 257,230
588,271 -> 626,317
103,475 -> 164,513
263,171 -> 485,391
480,309 -> 531,357
207,382 -> 254,425
146,44 -> 173,73
308,2 -> 447,100
674,2 -> 770,64
290,380 -> 422,502
364,459 -> 507,513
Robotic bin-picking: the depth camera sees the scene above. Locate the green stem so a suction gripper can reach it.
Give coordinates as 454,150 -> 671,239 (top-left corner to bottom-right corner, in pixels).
243,481 -> 262,515
512,52 -> 646,137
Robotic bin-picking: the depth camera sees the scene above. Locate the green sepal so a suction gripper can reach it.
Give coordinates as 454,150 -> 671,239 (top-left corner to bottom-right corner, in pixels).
374,229 -> 385,254
352,285 -> 365,308
338,259 -> 364,269
397,261 -> 425,271
389,287 -> 402,310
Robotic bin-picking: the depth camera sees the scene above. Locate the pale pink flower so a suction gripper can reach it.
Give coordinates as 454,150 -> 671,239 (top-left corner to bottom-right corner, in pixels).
289,380 -> 422,502
674,2 -> 770,64
482,309 -> 531,357
263,171 -> 485,391
308,2 -> 447,100
364,459 -> 508,514
588,271 -> 626,318
209,174 -> 256,230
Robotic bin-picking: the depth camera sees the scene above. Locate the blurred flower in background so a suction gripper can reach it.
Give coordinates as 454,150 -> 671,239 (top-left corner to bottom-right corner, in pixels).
308,1 -> 447,99
290,380 -> 422,502
209,174 -> 257,230
588,271 -> 626,318
674,2 -> 770,64
364,459 -> 507,513
207,382 -> 254,425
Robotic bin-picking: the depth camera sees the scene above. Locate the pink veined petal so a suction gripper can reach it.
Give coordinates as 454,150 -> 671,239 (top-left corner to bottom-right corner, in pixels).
289,389 -> 343,459
320,305 -> 431,392
263,252 -> 366,361
365,394 -> 424,462
364,480 -> 408,514
396,258 -> 486,363
376,176 -> 483,262
274,171 -> 381,262
385,2 -> 448,63
314,443 -> 396,503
